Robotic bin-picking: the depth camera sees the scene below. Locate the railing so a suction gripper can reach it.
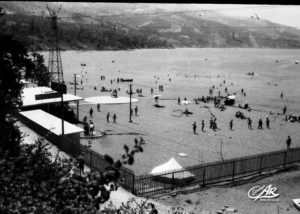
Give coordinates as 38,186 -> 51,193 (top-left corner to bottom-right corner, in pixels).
81,145 -> 135,192
134,147 -> 300,197
19,111 -> 300,197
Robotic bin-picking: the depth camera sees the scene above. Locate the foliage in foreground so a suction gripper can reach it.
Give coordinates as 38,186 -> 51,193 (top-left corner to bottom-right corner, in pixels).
0,137 -> 144,214
0,33 -> 51,156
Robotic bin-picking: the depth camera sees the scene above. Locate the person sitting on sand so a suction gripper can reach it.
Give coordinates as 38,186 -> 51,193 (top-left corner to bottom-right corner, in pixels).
149,203 -> 158,214
183,108 -> 193,115
140,137 -> 146,144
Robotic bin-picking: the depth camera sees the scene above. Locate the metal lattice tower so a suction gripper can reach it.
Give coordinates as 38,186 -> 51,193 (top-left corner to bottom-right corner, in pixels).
47,5 -> 64,83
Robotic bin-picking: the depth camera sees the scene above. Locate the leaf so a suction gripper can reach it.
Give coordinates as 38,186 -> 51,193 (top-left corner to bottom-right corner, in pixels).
138,146 -> 143,153
104,154 -> 114,165
123,145 -> 129,154
113,160 -> 122,168
128,155 -> 134,165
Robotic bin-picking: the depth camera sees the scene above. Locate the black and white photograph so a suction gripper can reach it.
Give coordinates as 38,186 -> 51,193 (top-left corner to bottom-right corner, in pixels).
1,1 -> 300,213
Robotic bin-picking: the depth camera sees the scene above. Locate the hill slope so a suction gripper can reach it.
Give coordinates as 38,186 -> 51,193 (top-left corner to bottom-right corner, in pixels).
1,2 -> 300,50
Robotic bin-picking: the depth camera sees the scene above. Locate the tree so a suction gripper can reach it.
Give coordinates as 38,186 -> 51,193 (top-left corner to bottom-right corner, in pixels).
0,33 -> 26,155
0,136 -> 145,213
32,53 -> 51,86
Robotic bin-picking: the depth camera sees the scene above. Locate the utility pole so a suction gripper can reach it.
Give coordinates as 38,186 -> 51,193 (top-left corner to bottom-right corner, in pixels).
61,92 -> 64,145
74,73 -> 77,95
129,84 -> 132,123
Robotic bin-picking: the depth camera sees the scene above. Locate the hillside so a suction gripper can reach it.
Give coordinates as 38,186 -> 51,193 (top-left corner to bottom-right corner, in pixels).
1,2 -> 300,50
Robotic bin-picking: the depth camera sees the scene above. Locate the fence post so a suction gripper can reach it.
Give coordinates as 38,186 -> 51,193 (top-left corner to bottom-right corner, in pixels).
132,173 -> 135,194
259,155 -> 263,175
202,167 -> 206,187
171,172 -> 174,191
232,161 -> 235,182
283,150 -> 287,169
89,149 -> 92,168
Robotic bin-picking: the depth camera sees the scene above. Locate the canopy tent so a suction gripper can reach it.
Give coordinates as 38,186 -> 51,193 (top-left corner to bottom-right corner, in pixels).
150,157 -> 195,185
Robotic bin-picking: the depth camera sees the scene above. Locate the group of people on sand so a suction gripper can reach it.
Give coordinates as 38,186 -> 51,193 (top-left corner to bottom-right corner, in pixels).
83,116 -> 94,136
82,106 -> 121,136
193,118 -> 218,134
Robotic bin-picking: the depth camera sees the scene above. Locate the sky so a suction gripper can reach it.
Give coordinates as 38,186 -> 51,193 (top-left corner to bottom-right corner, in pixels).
162,4 -> 300,29
202,4 -> 300,29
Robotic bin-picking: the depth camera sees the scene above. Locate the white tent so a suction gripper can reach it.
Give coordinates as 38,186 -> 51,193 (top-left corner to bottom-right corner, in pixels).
153,94 -> 162,98
150,157 -> 195,184
227,95 -> 236,100
181,100 -> 192,105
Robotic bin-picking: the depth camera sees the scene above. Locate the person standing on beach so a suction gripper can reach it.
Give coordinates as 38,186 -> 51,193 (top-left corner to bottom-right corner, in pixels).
89,108 -> 93,118
78,155 -> 84,176
178,97 -> 181,105
258,119 -> 263,129
266,116 -> 270,129
248,117 -> 252,129
97,103 -> 100,112
112,114 -> 117,124
201,120 -> 205,132
134,106 -> 138,116
89,120 -> 94,136
106,112 -> 110,123
230,119 -> 233,130
83,116 -> 87,124
193,122 -> 197,134
210,117 -> 213,129
280,92 -> 283,99
283,106 -> 287,115
286,136 -> 291,149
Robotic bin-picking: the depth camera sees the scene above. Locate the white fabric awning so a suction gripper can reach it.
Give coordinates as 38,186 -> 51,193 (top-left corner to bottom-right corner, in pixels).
181,100 -> 192,105
150,157 -> 195,179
